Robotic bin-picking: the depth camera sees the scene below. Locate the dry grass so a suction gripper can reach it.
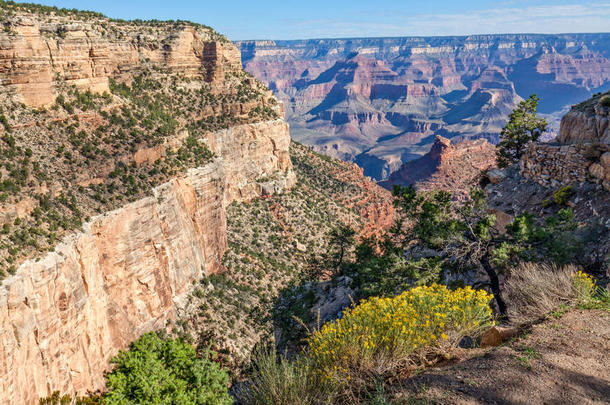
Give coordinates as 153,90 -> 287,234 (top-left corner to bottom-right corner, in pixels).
235,350 -> 335,405
504,262 -> 584,325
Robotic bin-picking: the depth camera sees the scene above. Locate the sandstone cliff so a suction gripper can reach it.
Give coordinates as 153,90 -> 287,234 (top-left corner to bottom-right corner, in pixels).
0,5 -> 295,403
0,117 -> 295,404
0,9 -> 239,108
558,91 -> 610,144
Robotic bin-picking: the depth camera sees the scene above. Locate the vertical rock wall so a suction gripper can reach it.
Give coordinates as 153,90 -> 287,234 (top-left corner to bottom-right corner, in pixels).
0,120 -> 294,404
0,15 -> 242,108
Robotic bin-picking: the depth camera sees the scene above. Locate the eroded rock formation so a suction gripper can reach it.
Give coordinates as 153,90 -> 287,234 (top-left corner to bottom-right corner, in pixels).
559,93 -> 610,144
381,135 -> 496,199
0,14 -> 240,108
0,118 -> 294,404
236,34 -> 610,179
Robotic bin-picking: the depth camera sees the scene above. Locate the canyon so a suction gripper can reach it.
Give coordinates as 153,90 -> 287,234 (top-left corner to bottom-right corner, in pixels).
0,3 -> 608,404
237,34 -> 610,179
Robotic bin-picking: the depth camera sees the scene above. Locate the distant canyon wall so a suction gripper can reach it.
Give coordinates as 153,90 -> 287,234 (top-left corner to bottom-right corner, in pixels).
236,34 -> 610,180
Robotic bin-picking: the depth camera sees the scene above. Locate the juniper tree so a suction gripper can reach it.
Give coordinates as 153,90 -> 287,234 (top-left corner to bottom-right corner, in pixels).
497,94 -> 547,168
328,224 -> 356,275
347,184 -> 588,318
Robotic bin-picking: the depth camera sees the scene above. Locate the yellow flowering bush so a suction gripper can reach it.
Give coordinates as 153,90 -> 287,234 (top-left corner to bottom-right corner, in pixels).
571,270 -> 597,302
307,284 -> 494,378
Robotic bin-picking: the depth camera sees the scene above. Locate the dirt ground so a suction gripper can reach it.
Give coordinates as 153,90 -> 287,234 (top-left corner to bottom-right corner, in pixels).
392,309 -> 610,404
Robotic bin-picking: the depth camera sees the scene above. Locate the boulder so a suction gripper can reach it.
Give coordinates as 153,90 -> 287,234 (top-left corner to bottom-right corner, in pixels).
480,326 -> 520,347
490,209 -> 512,234
487,168 -> 506,184
589,163 -> 605,180
600,152 -> 610,169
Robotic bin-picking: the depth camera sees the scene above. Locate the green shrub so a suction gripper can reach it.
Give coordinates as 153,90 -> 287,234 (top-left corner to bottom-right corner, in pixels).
103,332 -> 231,404
552,185 -> 573,206
0,114 -> 11,132
600,95 -> 610,107
39,391 -> 100,404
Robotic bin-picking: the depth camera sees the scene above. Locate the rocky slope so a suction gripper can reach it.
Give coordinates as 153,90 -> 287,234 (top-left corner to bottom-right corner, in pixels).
381,135 -> 496,198
0,4 -> 295,403
519,91 -> 610,192
176,141 -> 393,371
237,34 -> 610,179
486,91 -> 610,274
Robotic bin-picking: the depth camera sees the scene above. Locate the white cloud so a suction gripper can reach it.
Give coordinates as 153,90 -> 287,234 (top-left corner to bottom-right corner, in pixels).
253,2 -> 610,40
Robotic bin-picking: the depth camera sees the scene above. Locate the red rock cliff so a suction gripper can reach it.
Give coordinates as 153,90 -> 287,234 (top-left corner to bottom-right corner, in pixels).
381,135 -> 496,199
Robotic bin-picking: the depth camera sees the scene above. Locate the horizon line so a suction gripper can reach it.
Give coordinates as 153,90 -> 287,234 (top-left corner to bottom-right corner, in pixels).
233,31 -> 610,43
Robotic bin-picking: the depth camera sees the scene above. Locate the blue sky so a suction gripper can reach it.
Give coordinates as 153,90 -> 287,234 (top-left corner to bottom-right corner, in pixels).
34,0 -> 610,40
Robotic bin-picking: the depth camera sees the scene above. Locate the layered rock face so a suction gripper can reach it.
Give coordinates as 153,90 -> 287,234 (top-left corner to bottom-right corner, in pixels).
0,7 -> 295,404
204,120 -> 295,201
0,118 -> 294,404
521,91 -> 610,191
381,135 -> 496,199
0,13 -> 240,108
0,163 -> 226,404
236,34 -> 610,179
559,93 -> 610,144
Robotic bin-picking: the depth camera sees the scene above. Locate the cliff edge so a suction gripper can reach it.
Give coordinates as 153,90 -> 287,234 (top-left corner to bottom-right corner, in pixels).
0,4 -> 294,403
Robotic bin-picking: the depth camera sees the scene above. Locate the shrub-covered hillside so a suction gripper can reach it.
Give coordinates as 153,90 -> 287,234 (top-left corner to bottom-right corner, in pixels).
175,142 -> 393,371
0,62 -> 277,280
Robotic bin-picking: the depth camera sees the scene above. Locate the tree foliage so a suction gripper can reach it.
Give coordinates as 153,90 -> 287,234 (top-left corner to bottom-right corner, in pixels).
349,236 -> 442,299
346,184 -> 590,318
496,94 -> 547,168
102,332 -> 231,405
328,224 -> 355,274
